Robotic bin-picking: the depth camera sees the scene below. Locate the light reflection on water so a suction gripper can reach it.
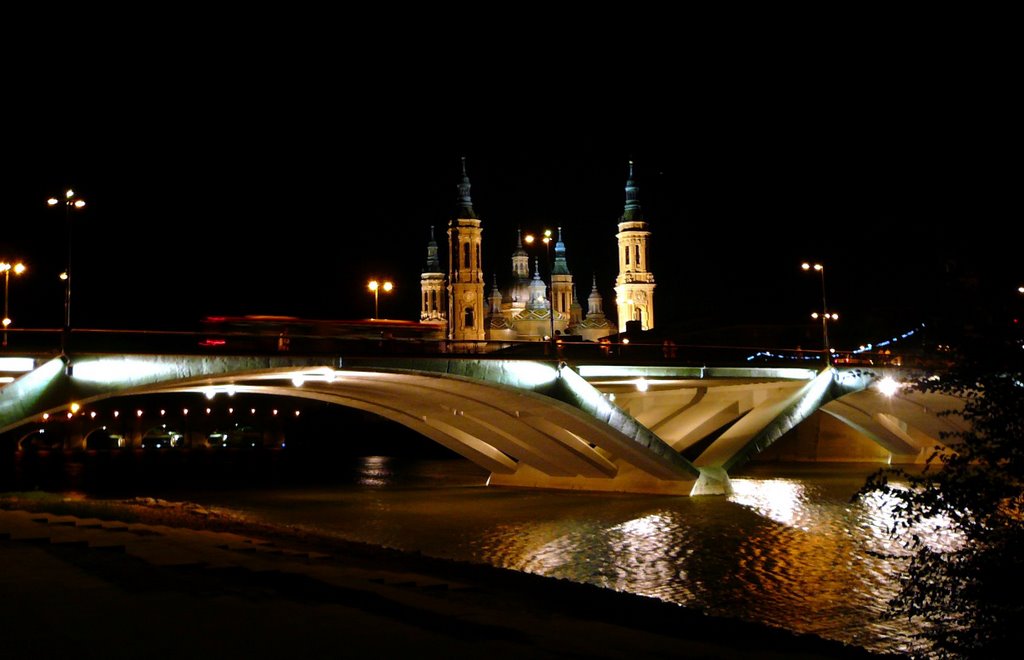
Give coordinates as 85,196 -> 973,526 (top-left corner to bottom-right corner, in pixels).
190,458 -> 933,656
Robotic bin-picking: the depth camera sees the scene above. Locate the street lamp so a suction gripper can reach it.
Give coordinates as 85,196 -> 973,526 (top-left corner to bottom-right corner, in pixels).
47,189 -> 86,344
801,262 -> 833,365
1,261 -> 26,348
367,279 -> 393,319
524,229 -> 555,342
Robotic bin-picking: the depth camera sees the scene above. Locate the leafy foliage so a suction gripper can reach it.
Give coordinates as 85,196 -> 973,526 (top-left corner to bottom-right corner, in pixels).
855,348 -> 1024,659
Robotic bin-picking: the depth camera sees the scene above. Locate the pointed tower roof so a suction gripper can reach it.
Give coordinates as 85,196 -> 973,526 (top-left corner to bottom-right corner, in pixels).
456,156 -> 477,218
423,225 -> 442,272
513,227 -> 527,257
528,257 -> 548,310
621,160 -> 643,222
551,226 -> 571,275
587,273 -> 606,317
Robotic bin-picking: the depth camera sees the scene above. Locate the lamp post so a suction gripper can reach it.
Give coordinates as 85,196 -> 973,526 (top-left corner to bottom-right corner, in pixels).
47,189 -> 86,345
524,229 -> 555,343
801,262 -> 834,365
1,261 -> 26,348
367,279 -> 393,319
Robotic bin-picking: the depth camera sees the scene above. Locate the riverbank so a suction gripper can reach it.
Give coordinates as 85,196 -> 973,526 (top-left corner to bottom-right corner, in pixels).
0,492 -> 894,659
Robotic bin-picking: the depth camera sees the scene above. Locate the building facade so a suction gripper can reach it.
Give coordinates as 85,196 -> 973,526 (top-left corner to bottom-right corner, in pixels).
420,159 -> 653,345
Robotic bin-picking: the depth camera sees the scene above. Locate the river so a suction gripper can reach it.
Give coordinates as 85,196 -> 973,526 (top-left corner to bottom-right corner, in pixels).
158,455 -> 925,657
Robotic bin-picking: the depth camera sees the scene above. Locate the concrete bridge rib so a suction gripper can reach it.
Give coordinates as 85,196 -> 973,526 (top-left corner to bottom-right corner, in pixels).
327,373 -> 623,477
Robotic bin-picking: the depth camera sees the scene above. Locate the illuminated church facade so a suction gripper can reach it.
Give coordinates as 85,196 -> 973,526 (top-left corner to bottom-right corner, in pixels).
419,158 -> 655,344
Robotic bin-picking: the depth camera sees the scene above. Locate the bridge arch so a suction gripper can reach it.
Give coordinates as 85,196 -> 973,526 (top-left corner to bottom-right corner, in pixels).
0,355 -> 703,495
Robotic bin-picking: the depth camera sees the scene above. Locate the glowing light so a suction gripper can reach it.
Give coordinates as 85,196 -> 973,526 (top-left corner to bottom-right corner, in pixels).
89,411 -> 96,419
70,403 -> 80,414
42,413 -> 49,421
74,200 -> 86,209
70,358 -> 178,384
47,197 -> 59,206
382,281 -> 393,292
137,410 -> 143,417
183,408 -> 189,415
635,378 -> 649,392
272,409 -> 278,415
160,409 -> 166,416
205,389 -> 216,400
368,280 -> 379,292
292,376 -> 305,387
228,407 -> 234,414
59,272 -> 68,281
503,361 -> 558,388
877,377 -> 900,397
0,357 -> 34,372
250,408 -> 256,414
295,410 -> 301,416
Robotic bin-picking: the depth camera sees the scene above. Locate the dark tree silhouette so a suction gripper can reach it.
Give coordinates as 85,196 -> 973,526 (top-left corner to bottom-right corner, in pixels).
856,337 -> 1024,659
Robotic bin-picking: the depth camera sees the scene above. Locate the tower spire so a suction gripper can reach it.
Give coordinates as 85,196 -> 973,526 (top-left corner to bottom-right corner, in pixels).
423,225 -> 441,272
622,159 -> 642,221
456,156 -> 476,218
552,225 -> 570,275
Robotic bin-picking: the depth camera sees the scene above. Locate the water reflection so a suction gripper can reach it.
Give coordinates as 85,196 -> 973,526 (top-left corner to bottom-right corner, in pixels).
356,455 -> 394,487
28,457 -> 939,656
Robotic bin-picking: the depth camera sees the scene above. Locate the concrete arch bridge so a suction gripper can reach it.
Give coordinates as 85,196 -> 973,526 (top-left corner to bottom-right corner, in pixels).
0,354 -> 966,496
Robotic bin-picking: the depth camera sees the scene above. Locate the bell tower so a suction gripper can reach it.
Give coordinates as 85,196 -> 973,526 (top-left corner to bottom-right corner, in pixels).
614,161 -> 656,331
447,157 -> 486,342
420,226 -> 446,322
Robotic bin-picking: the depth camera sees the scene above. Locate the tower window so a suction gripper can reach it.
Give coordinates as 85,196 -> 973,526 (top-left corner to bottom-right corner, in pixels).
465,306 -> 475,328
431,290 -> 438,312
635,245 -> 641,268
624,246 -> 630,265
463,242 -> 471,269
476,244 -> 481,269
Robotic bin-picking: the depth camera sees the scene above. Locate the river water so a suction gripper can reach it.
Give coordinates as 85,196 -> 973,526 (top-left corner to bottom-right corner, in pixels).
166,456 -> 925,657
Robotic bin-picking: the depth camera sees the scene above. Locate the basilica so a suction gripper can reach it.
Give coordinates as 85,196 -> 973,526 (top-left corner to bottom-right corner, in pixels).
419,159 -> 656,344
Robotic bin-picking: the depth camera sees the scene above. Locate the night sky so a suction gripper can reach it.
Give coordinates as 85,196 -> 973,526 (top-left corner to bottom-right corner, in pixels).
2,33 -> 1017,351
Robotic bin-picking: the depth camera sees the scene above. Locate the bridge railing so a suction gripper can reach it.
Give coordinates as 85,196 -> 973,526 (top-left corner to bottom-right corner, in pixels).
0,327 -> 951,373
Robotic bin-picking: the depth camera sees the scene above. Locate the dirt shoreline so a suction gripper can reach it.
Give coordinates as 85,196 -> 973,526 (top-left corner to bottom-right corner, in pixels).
1,493 -> 897,659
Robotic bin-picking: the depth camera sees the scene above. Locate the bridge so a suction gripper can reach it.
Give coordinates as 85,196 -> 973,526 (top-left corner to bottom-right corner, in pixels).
0,334 -> 967,496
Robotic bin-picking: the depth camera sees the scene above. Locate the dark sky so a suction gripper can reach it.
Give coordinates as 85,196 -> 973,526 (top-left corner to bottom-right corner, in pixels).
2,30 -> 1017,350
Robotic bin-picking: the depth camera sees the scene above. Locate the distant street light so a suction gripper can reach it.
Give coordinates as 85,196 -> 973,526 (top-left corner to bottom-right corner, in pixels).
524,229 -> 555,342
801,262 -> 833,365
368,279 -> 394,319
1,261 -> 27,348
47,189 -> 87,349
1018,286 -> 1024,294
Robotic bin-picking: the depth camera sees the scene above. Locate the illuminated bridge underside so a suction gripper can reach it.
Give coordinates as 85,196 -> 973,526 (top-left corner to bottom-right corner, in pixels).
0,355 -> 701,495
588,365 -> 965,470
